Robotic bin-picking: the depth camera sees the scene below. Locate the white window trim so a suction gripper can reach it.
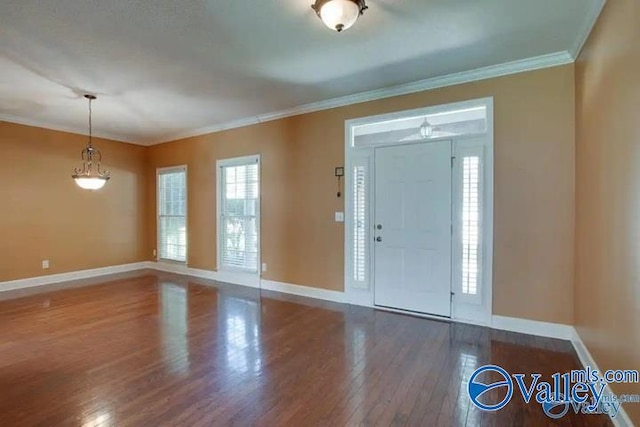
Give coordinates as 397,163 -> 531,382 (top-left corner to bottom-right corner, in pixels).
344,97 -> 494,325
156,165 -> 188,264
216,154 -> 261,275
453,142 -> 485,306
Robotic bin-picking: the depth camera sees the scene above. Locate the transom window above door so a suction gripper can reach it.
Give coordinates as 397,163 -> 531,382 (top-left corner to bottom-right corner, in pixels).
351,106 -> 488,147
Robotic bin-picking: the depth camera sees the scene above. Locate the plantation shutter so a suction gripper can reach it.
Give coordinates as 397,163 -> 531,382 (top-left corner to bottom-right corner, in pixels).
353,165 -> 367,283
461,155 -> 480,296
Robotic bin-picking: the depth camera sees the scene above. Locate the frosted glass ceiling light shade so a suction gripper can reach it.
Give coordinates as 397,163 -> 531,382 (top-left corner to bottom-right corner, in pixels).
74,176 -> 108,190
312,0 -> 368,32
72,95 -> 110,191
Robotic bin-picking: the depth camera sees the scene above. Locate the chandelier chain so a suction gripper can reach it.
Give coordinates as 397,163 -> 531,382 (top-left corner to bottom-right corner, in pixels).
88,96 -> 93,148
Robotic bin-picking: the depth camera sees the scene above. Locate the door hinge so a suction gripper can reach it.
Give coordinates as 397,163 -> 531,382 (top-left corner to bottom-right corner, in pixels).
451,156 -> 456,168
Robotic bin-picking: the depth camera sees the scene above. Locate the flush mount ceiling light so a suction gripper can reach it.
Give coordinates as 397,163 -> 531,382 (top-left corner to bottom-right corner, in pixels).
72,95 -> 110,190
312,0 -> 368,32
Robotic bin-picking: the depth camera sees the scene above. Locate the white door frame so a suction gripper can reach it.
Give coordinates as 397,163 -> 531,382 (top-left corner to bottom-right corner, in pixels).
344,97 -> 494,325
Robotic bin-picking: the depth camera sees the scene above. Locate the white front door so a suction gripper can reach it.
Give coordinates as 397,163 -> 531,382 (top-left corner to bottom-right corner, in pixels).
373,140 -> 453,317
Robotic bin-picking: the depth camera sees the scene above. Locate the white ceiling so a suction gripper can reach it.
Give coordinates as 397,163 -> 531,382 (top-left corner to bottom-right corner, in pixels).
0,0 -> 604,145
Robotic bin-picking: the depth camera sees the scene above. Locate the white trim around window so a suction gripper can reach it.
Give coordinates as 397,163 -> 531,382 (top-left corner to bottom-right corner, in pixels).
157,165 -> 188,264
452,140 -> 486,308
216,155 -> 261,275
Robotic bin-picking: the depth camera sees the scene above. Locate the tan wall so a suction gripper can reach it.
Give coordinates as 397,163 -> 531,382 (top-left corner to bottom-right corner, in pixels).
575,0 -> 640,423
147,64 -> 576,324
0,122 -> 148,283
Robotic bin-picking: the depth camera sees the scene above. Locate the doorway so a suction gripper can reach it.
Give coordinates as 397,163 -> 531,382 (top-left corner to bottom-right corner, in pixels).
344,98 -> 493,324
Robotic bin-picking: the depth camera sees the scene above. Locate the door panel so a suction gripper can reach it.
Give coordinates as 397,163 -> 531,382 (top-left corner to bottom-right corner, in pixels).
374,140 -> 452,317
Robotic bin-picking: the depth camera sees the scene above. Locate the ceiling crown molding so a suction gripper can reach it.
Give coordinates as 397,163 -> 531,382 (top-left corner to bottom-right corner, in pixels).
0,112 -> 139,145
0,51 -> 574,146
571,0 -> 607,59
152,51 -> 573,144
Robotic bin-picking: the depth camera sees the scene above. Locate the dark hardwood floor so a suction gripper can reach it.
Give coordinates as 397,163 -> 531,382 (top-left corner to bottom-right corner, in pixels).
0,272 -> 612,426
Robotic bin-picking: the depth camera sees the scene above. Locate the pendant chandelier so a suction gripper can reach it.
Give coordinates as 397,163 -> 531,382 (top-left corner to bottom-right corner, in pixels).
312,0 -> 368,32
72,95 -> 110,190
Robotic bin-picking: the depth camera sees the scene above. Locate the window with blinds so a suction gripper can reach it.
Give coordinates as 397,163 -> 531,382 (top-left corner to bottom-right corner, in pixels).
462,156 -> 480,295
218,157 -> 259,272
158,167 -> 187,262
353,165 -> 367,283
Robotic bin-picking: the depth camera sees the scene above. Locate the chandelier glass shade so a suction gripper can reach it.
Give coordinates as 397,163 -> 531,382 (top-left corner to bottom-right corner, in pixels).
312,0 -> 368,32
72,95 -> 110,190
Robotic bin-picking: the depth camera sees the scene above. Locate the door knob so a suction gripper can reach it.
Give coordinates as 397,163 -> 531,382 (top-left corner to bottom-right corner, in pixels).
376,236 -> 382,242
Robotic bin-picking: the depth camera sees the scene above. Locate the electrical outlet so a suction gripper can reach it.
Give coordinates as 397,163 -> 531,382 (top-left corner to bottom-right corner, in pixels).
262,263 -> 267,273
153,249 -> 157,257
335,212 -> 345,223
42,260 -> 50,269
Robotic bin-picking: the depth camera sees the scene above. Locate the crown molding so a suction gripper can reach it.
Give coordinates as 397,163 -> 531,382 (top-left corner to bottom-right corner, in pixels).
571,0 -> 607,59
0,51 -> 574,146
259,52 -> 573,121
0,112 -> 140,145
155,116 -> 263,145
151,51 -> 574,144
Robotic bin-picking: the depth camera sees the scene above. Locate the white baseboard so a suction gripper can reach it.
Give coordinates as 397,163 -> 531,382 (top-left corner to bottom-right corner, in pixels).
216,270 -> 260,288
261,279 -> 346,304
571,329 -> 635,427
0,262 -> 149,292
149,261 -> 260,288
491,315 -> 575,340
345,291 -> 375,308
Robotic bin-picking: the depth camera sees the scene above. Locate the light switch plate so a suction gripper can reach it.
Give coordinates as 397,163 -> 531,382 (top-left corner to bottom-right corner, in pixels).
335,212 -> 345,223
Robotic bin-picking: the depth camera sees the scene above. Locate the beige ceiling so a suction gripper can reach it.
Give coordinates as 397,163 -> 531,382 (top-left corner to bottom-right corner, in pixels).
0,0 -> 604,145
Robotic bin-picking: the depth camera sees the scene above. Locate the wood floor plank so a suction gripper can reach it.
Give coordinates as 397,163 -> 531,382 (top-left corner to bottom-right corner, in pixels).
0,272 -> 614,426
